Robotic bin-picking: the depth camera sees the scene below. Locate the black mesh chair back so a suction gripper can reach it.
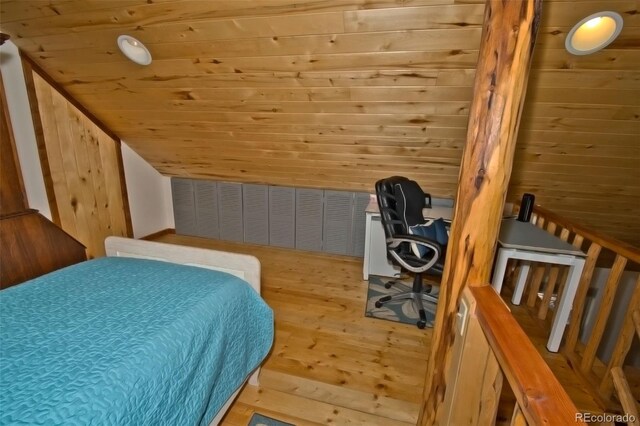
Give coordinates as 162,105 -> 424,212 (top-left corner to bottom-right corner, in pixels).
394,179 -> 428,229
375,176 -> 409,241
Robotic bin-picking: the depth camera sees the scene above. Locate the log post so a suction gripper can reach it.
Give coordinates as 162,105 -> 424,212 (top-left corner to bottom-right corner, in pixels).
419,1 -> 542,424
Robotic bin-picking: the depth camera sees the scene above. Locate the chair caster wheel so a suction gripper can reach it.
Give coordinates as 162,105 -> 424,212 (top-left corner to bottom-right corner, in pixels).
417,320 -> 426,329
384,282 -> 393,289
375,300 -> 383,308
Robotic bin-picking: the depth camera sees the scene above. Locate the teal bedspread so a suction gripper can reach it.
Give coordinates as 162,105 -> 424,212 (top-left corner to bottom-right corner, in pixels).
0,257 -> 274,426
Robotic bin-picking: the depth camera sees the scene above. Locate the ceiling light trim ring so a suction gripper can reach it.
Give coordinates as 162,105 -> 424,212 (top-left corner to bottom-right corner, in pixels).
565,11 -> 624,56
117,35 -> 152,66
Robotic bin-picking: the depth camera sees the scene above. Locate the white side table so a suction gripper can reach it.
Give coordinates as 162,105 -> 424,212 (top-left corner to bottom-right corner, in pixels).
491,219 -> 587,352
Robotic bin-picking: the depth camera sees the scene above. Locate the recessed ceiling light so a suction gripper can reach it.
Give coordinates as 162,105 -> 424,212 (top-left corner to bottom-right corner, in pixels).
117,35 -> 152,65
565,11 -> 623,56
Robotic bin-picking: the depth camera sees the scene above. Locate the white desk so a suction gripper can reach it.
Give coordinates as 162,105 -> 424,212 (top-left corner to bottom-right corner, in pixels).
363,199 -> 452,280
491,219 -> 586,352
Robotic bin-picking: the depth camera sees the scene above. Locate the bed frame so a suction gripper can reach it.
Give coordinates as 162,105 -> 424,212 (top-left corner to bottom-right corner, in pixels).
104,236 -> 264,425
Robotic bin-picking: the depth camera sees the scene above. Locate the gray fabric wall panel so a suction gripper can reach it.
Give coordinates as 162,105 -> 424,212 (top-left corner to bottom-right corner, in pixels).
350,192 -> 370,257
171,178 -> 197,236
295,188 -> 324,252
269,186 -> 295,248
194,180 -> 219,239
243,184 -> 269,245
322,190 -> 353,254
170,179 -> 368,257
217,182 -> 244,242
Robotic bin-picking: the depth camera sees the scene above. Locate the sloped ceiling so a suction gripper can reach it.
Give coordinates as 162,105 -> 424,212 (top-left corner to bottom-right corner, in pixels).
1,0 -> 638,244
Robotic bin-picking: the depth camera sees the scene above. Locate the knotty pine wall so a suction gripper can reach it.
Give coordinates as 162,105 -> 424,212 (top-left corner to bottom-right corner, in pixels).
26,69 -> 131,258
1,0 -> 638,244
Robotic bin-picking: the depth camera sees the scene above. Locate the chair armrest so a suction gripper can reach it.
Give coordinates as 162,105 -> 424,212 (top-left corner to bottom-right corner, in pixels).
387,234 -> 442,273
388,234 -> 443,259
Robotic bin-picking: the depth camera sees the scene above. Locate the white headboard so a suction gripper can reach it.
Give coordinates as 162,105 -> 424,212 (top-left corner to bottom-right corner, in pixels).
105,236 -> 261,294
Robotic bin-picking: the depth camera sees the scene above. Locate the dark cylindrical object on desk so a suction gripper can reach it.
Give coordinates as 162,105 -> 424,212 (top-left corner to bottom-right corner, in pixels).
517,193 -> 535,222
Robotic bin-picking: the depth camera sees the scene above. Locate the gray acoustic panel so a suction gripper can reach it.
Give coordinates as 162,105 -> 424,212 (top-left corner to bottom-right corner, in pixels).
171,178 -> 197,236
349,192 -> 370,257
243,184 -> 269,245
171,179 -> 371,258
217,182 -> 244,242
269,186 -> 295,248
295,188 -> 324,252
194,180 -> 219,239
323,190 -> 353,255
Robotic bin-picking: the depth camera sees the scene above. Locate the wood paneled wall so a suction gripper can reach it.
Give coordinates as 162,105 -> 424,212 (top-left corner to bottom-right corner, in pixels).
26,69 -> 131,258
512,1 -> 640,245
1,0 -> 638,244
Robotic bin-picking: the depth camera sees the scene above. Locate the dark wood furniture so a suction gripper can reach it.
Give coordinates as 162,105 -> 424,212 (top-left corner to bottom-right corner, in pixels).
1,73 -> 86,289
0,210 -> 86,289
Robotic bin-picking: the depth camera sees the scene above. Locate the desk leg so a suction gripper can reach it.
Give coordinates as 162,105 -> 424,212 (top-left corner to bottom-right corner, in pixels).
491,249 -> 510,295
547,257 -> 586,352
511,261 -> 531,305
363,213 -> 372,280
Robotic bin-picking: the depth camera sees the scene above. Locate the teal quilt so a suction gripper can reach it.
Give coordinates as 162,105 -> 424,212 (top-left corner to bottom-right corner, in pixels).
0,257 -> 274,425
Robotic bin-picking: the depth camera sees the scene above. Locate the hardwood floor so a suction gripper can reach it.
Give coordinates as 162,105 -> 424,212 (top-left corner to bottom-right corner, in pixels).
153,233 -> 609,424
153,234 -> 430,425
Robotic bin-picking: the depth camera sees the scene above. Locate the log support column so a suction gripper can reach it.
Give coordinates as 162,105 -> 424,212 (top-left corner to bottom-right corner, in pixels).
419,1 -> 543,423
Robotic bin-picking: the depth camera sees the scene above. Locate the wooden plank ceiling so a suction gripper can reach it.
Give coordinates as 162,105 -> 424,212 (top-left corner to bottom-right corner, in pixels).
1,0 -> 638,245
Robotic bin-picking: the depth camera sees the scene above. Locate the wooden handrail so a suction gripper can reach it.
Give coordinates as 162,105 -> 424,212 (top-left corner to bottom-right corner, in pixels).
533,205 -> 640,264
470,285 -> 584,425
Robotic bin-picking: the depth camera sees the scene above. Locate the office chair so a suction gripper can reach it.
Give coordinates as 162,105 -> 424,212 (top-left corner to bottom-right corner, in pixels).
374,177 -> 448,329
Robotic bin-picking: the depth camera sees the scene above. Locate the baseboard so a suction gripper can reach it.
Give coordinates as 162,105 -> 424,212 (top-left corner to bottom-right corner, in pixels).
140,228 -> 175,241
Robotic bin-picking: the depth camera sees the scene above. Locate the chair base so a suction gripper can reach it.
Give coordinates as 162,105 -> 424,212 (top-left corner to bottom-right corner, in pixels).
384,275 -> 438,291
383,279 -> 404,289
375,273 -> 438,329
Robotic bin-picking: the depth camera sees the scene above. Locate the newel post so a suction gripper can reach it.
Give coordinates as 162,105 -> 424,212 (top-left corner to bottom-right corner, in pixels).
419,0 -> 542,424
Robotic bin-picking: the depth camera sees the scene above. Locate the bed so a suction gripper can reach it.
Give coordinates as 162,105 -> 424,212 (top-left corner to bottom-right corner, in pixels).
0,237 -> 274,425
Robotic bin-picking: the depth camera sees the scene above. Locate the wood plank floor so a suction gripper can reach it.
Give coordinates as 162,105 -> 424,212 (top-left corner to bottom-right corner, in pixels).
152,233 -> 608,424
154,234 -> 430,425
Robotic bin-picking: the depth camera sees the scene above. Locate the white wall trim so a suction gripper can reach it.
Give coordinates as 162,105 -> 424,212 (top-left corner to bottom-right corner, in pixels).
0,40 -> 51,219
